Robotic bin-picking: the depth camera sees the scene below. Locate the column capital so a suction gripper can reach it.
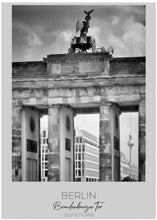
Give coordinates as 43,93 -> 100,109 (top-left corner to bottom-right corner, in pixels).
61,104 -> 75,113
48,104 -> 61,109
12,104 -> 22,110
100,101 -> 112,106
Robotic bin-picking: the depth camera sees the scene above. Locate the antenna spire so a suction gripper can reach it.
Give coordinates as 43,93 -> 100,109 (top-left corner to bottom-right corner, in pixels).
129,113 -> 132,135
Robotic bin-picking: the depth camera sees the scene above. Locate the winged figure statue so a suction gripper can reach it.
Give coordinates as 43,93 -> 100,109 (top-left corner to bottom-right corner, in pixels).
76,9 -> 94,38
84,9 -> 94,21
69,9 -> 95,53
76,20 -> 83,33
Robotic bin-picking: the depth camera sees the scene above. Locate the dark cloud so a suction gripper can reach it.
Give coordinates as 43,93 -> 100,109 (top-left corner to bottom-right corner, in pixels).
12,4 -> 145,61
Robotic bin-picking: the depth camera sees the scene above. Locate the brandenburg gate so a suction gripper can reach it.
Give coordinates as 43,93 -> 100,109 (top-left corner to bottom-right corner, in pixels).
12,10 -> 145,182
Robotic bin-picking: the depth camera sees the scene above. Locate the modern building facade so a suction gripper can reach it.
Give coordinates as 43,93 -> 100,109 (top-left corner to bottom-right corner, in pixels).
74,128 -> 99,182
40,126 -> 99,182
120,152 -> 138,180
40,128 -> 48,182
40,128 -> 138,182
130,163 -> 138,180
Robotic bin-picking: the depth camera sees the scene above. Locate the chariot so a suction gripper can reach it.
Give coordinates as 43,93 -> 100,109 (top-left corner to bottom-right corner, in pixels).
69,36 -> 96,53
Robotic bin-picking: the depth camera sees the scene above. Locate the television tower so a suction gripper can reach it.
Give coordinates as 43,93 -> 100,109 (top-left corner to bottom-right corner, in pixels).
127,114 -> 134,178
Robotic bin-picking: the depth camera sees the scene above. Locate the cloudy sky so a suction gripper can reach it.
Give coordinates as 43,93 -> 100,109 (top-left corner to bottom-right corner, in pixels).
12,4 -> 145,61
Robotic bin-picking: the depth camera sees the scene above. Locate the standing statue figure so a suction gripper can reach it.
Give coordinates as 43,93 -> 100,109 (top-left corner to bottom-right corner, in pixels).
76,9 -> 94,43
69,9 -> 96,54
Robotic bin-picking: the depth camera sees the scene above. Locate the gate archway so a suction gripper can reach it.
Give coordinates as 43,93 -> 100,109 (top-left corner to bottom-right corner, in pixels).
12,52 -> 145,181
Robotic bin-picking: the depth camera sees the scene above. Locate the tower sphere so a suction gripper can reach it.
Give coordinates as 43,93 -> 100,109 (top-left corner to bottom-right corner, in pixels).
127,134 -> 134,148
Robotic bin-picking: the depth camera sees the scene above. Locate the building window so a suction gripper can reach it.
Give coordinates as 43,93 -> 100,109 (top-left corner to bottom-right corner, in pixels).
82,161 -> 84,168
45,170 -> 48,177
65,138 -> 71,151
75,145 -> 78,152
78,161 -> 81,168
75,154 -> 77,160
43,131 -> 45,137
78,169 -> 81,176
42,163 -> 44,169
82,145 -> 84,152
75,162 -> 77,168
45,163 -> 48,169
45,155 -> 48,161
78,153 -> 81,160
79,145 -> 81,152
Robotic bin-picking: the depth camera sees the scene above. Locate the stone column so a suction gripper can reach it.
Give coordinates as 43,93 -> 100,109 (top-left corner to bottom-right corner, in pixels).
99,102 -> 112,181
138,99 -> 146,181
12,106 -> 22,181
73,112 -> 76,182
48,106 -> 60,181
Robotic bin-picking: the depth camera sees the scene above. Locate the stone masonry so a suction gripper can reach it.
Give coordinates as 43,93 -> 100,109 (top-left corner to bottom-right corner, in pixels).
12,52 -> 146,181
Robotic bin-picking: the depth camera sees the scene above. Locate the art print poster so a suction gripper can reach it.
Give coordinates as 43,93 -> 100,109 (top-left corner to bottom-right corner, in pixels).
1,2 -> 156,219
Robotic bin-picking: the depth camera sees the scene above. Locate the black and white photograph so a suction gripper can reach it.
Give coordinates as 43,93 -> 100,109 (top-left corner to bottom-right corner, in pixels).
12,4 -> 146,182
1,2 -> 156,219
